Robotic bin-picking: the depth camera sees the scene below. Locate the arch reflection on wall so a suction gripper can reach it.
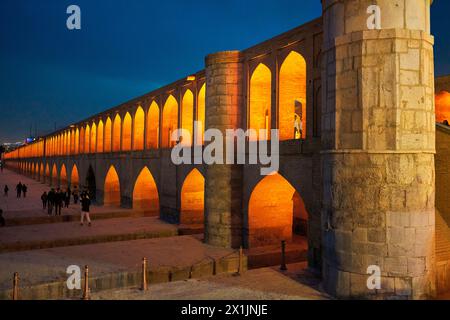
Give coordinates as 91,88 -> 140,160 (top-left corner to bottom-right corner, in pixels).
248,173 -> 307,247
104,166 -> 121,207
133,167 -> 159,213
249,63 -> 271,141
279,51 -> 307,141
180,169 -> 205,225
162,95 -> 178,148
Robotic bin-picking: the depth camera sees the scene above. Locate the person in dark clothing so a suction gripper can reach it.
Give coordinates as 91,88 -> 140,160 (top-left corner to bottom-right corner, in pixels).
4,185 -> 8,197
41,192 -> 48,210
64,190 -> 70,208
0,209 -> 5,227
16,182 -> 22,198
54,189 -> 63,216
22,184 -> 27,198
73,187 -> 79,204
47,189 -> 55,215
80,193 -> 91,226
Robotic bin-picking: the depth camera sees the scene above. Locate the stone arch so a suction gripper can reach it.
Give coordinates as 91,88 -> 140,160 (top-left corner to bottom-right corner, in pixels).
80,127 -> 85,154
85,165 -> 96,201
60,164 -> 68,188
249,63 -> 271,140
75,128 -> 80,154
197,83 -> 206,144
181,89 -> 194,146
90,122 -> 97,153
132,167 -> 159,213
71,164 -> 80,189
279,51 -> 307,141
162,95 -> 178,148
104,117 -> 112,152
122,112 -> 132,151
146,101 -> 160,149
51,163 -> 58,187
113,114 -> 121,152
104,165 -> 121,207
180,168 -> 205,225
133,107 -> 145,151
97,120 -> 104,153
247,173 -> 308,247
45,163 -> 50,184
436,90 -> 450,123
84,124 -> 90,154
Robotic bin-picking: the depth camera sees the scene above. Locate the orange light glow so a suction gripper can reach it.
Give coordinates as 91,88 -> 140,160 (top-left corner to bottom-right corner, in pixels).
104,117 -> 112,152
162,95 -> 179,148
133,107 -> 145,151
85,125 -> 91,154
146,102 -> 160,149
71,164 -> 79,188
90,123 -> 97,153
249,63 -> 271,140
104,166 -> 121,207
132,167 -> 159,213
97,120 -> 104,153
436,91 -> 450,123
112,115 -> 121,152
181,90 -> 194,146
52,164 -> 58,187
197,84 -> 206,144
122,112 -> 132,151
180,169 -> 204,224
45,164 -> 50,184
60,164 -> 68,188
279,51 -> 307,141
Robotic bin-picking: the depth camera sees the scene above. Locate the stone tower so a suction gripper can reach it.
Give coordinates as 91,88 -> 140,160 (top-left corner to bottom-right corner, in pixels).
321,0 -> 436,298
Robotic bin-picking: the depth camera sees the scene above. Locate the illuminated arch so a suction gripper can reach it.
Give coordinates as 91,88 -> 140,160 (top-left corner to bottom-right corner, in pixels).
279,51 -> 307,140
249,63 -> 272,141
90,122 -> 97,153
79,127 -> 85,154
436,91 -> 450,123
104,117 -> 112,152
197,84 -> 206,144
60,164 -> 68,188
162,95 -> 178,148
180,169 -> 204,224
132,167 -> 159,213
112,114 -> 121,152
51,164 -> 58,187
97,120 -> 104,153
84,125 -> 90,154
248,173 -> 307,247
104,165 -> 121,207
75,129 -> 80,154
133,107 -> 145,151
181,90 -> 194,146
39,163 -> 44,182
146,102 -> 160,149
71,164 -> 79,189
45,164 -> 50,184
122,112 -> 132,151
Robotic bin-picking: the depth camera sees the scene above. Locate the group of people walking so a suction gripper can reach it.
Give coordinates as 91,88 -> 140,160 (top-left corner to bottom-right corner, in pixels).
3,182 -> 28,198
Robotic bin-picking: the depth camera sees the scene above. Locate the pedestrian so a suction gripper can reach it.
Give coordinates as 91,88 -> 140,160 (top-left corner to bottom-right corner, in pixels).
4,185 -> 8,197
54,189 -> 63,216
0,209 -> 5,227
64,190 -> 70,208
73,187 -> 79,204
80,193 -> 92,227
47,188 -> 55,216
16,182 -> 22,198
0,162 -> 3,173
41,192 -> 48,210
22,184 -> 28,198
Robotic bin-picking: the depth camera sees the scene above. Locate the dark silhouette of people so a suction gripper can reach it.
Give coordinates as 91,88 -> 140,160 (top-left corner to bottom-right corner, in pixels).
41,192 -> 48,210
80,192 -> 92,227
4,185 -> 8,197
22,184 -> 27,198
16,182 -> 22,198
0,162 -> 3,173
73,187 -> 79,204
0,209 -> 5,227
64,188 -> 71,208
47,188 -> 55,215
444,120 -> 449,126
54,189 -> 63,216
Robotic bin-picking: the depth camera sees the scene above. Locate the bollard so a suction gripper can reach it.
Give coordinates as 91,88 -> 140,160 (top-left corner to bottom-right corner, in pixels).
237,246 -> 244,275
141,257 -> 148,291
82,265 -> 90,300
280,240 -> 287,271
12,272 -> 19,300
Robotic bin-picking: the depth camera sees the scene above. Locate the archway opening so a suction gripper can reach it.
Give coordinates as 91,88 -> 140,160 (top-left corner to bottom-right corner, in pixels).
436,91 -> 450,124
84,125 -> 90,154
180,169 -> 204,225
90,123 -> 97,153
122,112 -> 132,151
147,101 -> 160,149
104,117 -> 112,152
162,95 -> 178,148
104,166 -> 120,207
71,164 -> 79,189
85,166 -> 96,201
113,115 -> 121,152
60,164 -> 68,189
133,167 -> 159,214
197,84 -> 206,144
279,51 -> 307,141
39,163 -> 44,182
51,164 -> 58,187
45,164 -> 50,184
97,120 -> 104,153
181,90 -> 194,146
249,63 -> 271,141
248,173 -> 308,247
134,107 -> 145,150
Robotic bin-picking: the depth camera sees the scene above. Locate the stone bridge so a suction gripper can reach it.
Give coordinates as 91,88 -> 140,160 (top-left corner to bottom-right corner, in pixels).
3,0 -> 446,299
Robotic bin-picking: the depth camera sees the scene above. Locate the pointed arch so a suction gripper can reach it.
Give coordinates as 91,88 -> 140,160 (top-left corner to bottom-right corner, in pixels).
197,83 -> 206,144
249,63 -> 272,141
146,101 -> 160,149
104,165 -> 121,207
162,95 -> 178,148
97,120 -> 104,153
181,90 -> 194,146
39,163 -> 44,182
122,112 -> 132,151
60,164 -> 68,188
84,125 -> 91,154
75,128 -> 80,154
180,168 -> 205,224
104,117 -> 112,152
45,163 -> 50,184
248,173 -> 308,247
133,167 -> 159,213
90,122 -> 97,153
112,114 -> 121,152
279,51 -> 307,140
51,164 -> 58,187
85,166 -> 97,201
133,107 -> 145,151
71,164 -> 79,189
436,91 -> 450,123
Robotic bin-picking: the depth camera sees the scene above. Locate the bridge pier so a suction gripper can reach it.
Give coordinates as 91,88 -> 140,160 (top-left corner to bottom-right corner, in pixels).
321,0 -> 436,299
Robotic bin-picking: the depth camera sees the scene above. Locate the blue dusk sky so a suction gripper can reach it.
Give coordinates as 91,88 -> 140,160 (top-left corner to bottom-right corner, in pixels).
0,0 -> 449,143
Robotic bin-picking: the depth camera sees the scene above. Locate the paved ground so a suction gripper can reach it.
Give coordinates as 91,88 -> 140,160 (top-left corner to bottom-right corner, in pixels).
0,235 -> 233,292
91,262 -> 330,300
